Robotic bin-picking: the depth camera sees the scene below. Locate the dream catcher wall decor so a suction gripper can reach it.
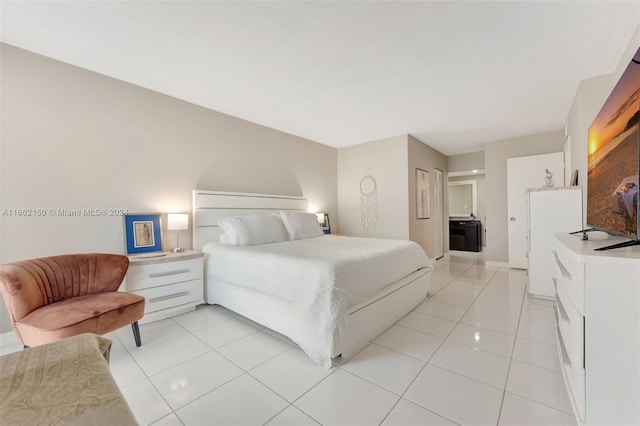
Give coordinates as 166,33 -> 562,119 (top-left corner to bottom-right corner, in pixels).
360,175 -> 377,237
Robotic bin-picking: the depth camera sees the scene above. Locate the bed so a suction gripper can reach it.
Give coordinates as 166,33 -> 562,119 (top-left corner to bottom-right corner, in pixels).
193,190 -> 433,366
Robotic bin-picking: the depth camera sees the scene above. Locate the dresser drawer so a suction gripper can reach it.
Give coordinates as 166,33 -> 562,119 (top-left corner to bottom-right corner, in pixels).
127,258 -> 203,291
133,278 -> 203,315
555,288 -> 586,422
553,248 -> 585,315
555,293 -> 584,370
555,326 -> 586,421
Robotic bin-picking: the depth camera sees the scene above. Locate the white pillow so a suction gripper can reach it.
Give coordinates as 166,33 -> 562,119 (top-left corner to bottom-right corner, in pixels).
279,211 -> 324,240
218,213 -> 288,246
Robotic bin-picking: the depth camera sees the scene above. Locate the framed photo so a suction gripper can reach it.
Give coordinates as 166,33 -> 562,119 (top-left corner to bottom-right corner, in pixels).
416,168 -> 430,219
320,213 -> 331,234
570,169 -> 579,186
124,214 -> 163,254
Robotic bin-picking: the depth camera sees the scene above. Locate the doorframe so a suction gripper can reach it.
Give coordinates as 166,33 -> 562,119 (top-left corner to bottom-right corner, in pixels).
434,168 -> 444,260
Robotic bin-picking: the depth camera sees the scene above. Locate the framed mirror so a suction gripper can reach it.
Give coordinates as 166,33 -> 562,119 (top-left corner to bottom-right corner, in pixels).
448,180 -> 477,218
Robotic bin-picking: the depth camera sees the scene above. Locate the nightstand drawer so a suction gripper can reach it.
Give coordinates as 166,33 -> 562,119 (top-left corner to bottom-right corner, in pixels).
127,258 -> 203,291
133,279 -> 203,315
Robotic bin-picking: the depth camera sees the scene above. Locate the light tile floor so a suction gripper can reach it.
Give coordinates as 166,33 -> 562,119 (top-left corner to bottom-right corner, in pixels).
0,251 -> 577,426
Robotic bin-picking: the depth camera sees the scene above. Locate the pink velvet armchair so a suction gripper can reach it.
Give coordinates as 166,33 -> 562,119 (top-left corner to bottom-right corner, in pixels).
0,253 -> 145,348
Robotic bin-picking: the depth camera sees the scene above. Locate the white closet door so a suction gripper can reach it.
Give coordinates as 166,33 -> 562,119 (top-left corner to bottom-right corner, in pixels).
507,152 -> 564,269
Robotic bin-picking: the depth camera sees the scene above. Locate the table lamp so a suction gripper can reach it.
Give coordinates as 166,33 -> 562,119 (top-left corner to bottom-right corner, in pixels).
167,213 -> 188,253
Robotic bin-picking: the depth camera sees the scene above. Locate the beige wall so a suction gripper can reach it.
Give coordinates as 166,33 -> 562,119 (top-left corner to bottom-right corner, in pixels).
407,135 -> 448,258
0,44 -> 338,331
337,134 -> 447,259
447,151 -> 485,173
484,131 -> 565,263
337,135 -> 409,239
565,73 -> 614,225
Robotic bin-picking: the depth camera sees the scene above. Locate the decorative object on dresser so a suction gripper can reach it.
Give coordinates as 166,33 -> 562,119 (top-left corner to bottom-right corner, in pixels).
124,213 -> 163,254
0,254 -> 144,348
570,169 -> 578,186
126,250 -> 204,324
527,187 -> 582,299
553,232 -> 640,425
543,168 -> 555,187
167,213 -> 189,253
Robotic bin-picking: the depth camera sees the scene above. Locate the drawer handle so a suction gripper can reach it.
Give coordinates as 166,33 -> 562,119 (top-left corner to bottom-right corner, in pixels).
552,251 -> 571,279
148,269 -> 190,278
556,295 -> 570,324
557,327 -> 572,367
148,291 -> 189,303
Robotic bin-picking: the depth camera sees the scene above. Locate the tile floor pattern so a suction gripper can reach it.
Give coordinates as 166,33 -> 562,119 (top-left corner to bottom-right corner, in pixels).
0,251 -> 577,426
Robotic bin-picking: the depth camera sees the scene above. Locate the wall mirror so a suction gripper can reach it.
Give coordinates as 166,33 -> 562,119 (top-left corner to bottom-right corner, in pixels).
448,180 -> 477,218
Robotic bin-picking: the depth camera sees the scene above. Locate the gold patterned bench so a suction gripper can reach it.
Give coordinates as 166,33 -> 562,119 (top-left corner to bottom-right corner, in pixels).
0,333 -> 137,425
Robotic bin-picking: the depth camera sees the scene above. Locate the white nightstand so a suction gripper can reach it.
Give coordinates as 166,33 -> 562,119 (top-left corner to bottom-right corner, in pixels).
125,250 -> 204,324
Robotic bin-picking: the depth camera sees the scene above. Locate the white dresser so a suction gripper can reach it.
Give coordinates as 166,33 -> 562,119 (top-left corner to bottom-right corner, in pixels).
126,251 -> 204,324
527,187 -> 582,299
553,232 -> 640,425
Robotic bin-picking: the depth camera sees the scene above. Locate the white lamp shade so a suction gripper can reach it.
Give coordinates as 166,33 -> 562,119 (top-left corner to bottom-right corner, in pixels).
167,213 -> 189,231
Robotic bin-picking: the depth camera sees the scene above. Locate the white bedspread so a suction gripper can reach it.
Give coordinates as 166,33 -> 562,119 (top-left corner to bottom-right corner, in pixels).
203,235 -> 431,366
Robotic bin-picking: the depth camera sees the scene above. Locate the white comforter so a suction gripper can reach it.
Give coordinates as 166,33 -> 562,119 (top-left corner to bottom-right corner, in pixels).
203,235 -> 431,366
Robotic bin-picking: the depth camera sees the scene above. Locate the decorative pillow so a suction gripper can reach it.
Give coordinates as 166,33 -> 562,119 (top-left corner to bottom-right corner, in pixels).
219,232 -> 232,245
218,213 -> 288,246
279,211 -> 324,240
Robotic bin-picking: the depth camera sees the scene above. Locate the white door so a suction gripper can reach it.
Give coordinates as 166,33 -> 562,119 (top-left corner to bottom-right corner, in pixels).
507,152 -> 564,269
434,168 -> 444,259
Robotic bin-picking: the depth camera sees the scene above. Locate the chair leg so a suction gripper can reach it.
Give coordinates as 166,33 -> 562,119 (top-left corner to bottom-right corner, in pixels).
131,321 -> 142,347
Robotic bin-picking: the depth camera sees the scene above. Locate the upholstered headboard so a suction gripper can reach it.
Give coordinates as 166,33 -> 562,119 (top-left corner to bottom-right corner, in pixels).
192,190 -> 308,251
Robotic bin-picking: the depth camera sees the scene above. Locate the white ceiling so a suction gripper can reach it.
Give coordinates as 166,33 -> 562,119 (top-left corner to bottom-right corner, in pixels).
1,1 -> 639,156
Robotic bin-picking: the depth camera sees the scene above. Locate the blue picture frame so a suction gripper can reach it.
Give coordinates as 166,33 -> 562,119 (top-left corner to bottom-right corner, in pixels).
321,213 -> 331,234
124,214 -> 163,254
